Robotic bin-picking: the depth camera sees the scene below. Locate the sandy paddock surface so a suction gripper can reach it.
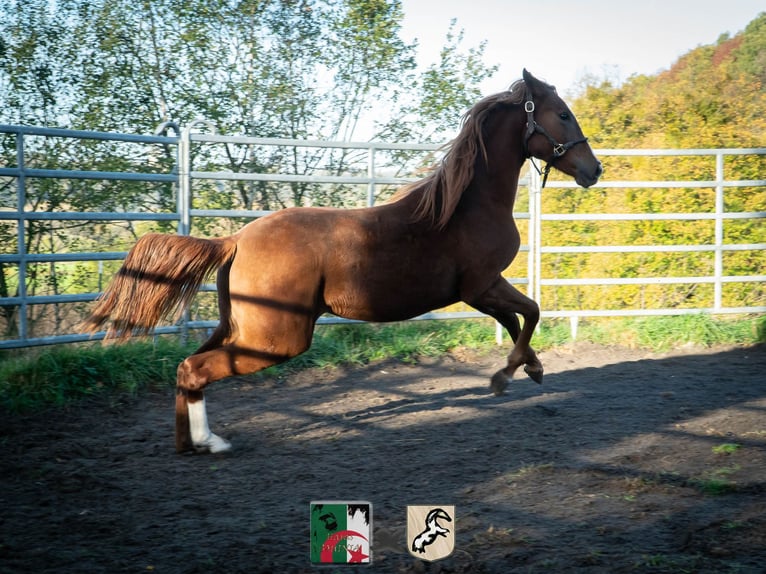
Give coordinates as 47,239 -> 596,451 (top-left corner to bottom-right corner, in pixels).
1,342 -> 765,573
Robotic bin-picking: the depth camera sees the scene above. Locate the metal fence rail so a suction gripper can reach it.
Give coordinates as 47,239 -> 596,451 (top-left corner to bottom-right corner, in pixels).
538,148 -> 766,334
0,124 -> 182,348
1,123 -> 764,349
180,128 -> 532,343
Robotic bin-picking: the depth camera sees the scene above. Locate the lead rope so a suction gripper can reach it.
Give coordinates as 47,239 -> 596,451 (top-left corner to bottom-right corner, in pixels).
527,155 -> 554,188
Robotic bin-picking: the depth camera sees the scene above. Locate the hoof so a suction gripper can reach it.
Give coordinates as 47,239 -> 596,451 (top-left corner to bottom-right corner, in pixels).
193,433 -> 232,454
490,370 -> 510,396
524,365 -> 544,384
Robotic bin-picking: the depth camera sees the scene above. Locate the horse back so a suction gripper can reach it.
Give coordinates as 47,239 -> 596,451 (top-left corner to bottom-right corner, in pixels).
230,205 -> 463,323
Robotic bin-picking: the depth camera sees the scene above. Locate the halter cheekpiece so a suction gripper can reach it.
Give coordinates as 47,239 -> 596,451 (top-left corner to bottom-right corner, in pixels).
522,92 -> 588,188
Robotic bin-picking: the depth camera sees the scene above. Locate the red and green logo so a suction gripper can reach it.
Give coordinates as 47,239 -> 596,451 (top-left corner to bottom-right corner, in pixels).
310,501 -> 372,565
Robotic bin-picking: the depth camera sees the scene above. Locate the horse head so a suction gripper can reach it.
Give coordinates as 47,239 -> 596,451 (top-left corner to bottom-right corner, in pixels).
521,69 -> 602,188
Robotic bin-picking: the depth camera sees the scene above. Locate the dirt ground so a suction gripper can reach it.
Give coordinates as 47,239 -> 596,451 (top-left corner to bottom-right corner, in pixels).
1,342 -> 765,573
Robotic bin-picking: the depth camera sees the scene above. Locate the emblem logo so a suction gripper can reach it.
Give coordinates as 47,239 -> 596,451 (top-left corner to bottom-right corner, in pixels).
407,505 -> 455,561
310,501 -> 372,565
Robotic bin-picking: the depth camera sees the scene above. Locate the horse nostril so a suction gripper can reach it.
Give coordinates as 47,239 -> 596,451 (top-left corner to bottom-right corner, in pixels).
595,162 -> 603,178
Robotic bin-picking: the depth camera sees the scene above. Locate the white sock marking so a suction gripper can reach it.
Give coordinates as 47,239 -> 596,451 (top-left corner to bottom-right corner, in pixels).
187,397 -> 232,453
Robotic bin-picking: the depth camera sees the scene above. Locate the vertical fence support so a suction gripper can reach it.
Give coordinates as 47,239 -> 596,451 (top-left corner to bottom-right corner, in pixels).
494,317 -> 504,345
15,130 -> 28,341
529,162 -> 545,338
529,163 -> 543,304
175,122 -> 192,344
367,146 -> 376,207
495,164 -> 543,345
178,125 -> 192,238
569,316 -> 579,341
714,152 -> 724,312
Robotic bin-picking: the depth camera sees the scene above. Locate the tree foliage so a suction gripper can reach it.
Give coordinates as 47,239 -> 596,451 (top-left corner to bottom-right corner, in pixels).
0,0 -> 495,140
543,12 -> 766,312
574,14 -> 766,150
0,0 -> 497,339
0,3 -> 763,339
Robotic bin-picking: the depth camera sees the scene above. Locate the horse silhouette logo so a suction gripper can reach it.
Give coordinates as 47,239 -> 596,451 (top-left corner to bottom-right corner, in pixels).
407,505 -> 455,561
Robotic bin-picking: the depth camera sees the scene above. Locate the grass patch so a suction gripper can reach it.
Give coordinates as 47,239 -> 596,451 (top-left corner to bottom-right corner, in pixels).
712,443 -> 742,455
0,320 -> 499,412
558,313 -> 765,351
1,314 -> 763,412
691,464 -> 742,495
692,477 -> 737,496
285,319 -> 499,371
0,338 -> 192,412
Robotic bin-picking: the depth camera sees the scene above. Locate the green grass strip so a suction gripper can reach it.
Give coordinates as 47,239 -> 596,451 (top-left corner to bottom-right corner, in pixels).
1,315 -> 763,412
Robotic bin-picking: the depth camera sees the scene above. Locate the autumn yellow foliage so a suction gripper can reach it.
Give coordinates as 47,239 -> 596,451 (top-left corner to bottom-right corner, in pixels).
535,13 -> 766,313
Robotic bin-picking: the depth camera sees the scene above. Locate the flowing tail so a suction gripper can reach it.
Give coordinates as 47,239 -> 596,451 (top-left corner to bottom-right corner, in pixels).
81,233 -> 238,339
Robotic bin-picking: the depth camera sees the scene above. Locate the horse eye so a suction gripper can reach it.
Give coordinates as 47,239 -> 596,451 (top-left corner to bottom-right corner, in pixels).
559,112 -> 571,120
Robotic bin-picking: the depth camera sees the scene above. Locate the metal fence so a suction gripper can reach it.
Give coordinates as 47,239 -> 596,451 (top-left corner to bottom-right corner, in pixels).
1,123 -> 764,349
538,148 -> 766,337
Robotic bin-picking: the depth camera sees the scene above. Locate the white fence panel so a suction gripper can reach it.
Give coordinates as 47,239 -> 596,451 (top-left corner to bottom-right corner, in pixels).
0,123 -> 763,349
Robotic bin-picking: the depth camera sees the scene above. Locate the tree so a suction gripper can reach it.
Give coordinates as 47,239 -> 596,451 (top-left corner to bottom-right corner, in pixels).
0,0 -> 499,338
544,12 -> 766,313
1,0 -> 496,139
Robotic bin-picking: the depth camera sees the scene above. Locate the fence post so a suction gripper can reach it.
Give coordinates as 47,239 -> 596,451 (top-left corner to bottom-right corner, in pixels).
495,165 -> 543,345
714,152 -> 724,312
15,130 -> 28,341
367,146 -> 376,207
528,163 -> 542,304
528,161 -> 545,340
178,125 -> 192,238
155,121 -> 183,232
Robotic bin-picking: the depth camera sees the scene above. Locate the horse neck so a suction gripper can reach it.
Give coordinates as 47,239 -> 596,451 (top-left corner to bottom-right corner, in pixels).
463,112 -> 527,216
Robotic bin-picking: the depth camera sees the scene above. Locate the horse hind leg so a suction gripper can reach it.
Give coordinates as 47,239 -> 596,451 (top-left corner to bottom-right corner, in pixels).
175,389 -> 230,454
175,260 -> 241,454
175,388 -> 194,453
175,349 -> 239,454
175,343 -> 300,453
173,320 -> 231,453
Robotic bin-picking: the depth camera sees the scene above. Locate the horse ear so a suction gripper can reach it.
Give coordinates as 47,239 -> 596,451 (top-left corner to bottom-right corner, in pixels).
523,69 -> 541,90
522,69 -> 552,97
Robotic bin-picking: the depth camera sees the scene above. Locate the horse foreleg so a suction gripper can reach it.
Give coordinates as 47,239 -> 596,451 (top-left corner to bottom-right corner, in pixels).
469,277 -> 543,395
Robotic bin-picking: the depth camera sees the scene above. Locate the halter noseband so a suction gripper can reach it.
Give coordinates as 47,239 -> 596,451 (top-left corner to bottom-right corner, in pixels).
523,93 -> 588,187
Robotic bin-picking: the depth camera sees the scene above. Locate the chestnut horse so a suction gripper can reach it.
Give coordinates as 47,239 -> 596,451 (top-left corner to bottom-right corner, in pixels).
83,70 -> 602,454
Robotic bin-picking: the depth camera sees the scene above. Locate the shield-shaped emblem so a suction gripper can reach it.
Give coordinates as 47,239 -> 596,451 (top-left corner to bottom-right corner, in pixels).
407,505 -> 455,561
310,501 -> 372,565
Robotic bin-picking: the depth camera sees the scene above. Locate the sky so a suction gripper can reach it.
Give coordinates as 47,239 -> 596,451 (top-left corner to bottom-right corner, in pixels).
398,0 -> 764,97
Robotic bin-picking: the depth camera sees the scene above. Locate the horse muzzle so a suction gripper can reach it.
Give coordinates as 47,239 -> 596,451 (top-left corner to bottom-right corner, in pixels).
575,161 -> 603,188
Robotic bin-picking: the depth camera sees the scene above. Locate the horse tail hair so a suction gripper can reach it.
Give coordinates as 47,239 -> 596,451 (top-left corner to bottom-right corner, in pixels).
81,233 -> 238,339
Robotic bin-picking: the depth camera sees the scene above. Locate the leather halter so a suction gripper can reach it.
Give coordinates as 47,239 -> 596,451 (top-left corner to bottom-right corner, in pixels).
522,92 -> 588,187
